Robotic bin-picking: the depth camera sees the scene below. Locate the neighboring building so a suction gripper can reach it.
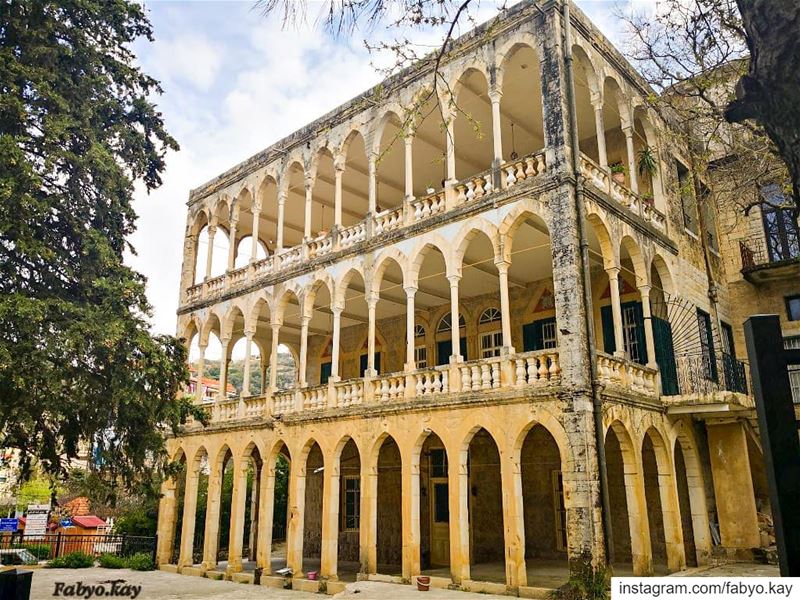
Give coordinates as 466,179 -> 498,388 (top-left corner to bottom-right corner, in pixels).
157,0 -> 792,592
187,367 -> 236,403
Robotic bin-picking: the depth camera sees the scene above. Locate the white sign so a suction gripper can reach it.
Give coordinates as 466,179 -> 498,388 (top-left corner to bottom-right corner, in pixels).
25,503 -> 50,536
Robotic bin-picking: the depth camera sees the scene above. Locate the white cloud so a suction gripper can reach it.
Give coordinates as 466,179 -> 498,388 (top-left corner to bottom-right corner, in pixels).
148,33 -> 223,92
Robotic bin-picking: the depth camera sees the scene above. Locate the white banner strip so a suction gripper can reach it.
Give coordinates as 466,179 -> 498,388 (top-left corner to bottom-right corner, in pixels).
612,577 -> 800,600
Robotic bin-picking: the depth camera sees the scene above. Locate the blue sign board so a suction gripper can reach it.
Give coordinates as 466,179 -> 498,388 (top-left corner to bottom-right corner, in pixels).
60,518 -> 72,528
0,518 -> 18,532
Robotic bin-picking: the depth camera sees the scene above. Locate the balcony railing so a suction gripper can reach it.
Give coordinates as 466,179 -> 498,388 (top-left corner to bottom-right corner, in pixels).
596,352 -> 659,398
183,150 -> 548,306
670,352 -> 749,397
739,235 -> 800,271
192,350 -> 560,425
578,153 -> 666,233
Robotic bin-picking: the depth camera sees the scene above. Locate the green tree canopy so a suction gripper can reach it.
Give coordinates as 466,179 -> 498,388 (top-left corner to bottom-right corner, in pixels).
0,1 -> 200,498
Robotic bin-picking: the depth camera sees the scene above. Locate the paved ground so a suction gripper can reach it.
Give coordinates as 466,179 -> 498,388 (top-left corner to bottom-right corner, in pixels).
29,562 -> 781,600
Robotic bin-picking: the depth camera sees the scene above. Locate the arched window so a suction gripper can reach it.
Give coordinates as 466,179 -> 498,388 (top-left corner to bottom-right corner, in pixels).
437,313 -> 466,333
415,324 -> 426,337
479,307 -> 501,325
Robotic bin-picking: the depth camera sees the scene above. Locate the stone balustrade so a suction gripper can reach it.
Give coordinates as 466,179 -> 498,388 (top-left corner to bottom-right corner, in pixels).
502,151 -> 547,188
182,152 -> 550,307
334,378 -> 364,408
301,383 -> 328,411
596,352 -> 658,397
373,372 -> 406,401
514,350 -> 561,386
415,367 -> 449,396
459,357 -> 503,391
272,389 -> 295,414
578,153 -> 666,234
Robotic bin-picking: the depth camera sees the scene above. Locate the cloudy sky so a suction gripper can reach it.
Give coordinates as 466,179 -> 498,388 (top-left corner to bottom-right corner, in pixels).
128,0 -> 646,339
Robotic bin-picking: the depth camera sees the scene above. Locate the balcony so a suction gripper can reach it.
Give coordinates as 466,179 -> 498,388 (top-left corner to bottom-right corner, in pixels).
739,234 -> 800,284
579,153 -> 667,234
662,352 -> 753,414
183,151 -> 548,308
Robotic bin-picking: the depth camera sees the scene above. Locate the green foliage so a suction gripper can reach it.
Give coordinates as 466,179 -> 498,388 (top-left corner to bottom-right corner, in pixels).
199,352 -> 295,394
637,146 -> 658,178
98,553 -> 127,569
549,553 -> 611,600
16,473 -> 56,510
0,1 -> 192,489
126,552 -> 154,571
21,542 -> 51,559
610,162 -> 626,174
46,552 -> 94,569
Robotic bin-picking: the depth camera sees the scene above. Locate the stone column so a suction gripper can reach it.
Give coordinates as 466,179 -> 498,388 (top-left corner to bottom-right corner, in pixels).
156,477 -> 178,565
276,191 -> 287,251
250,198 -> 262,262
658,462 -> 687,573
260,359 -> 269,394
638,285 -> 658,369
625,460 -> 654,575
447,275 -> 462,361
496,258 -> 513,351
591,94 -> 608,169
489,88 -> 503,166
304,176 -> 313,239
298,314 -> 310,387
178,461 -> 200,567
320,451 -> 340,579
360,458 -> 378,573
401,444 -> 419,580
445,118 -> 456,183
219,339 -> 231,402
404,135 -> 414,199
241,331 -> 254,396
201,460 -> 223,569
195,343 -> 207,403
180,231 -> 198,302
449,445 -> 470,583
227,217 -> 238,270
366,291 -> 378,375
404,286 -> 417,372
286,457 -> 307,577
331,305 -> 343,381
226,458 -> 248,574
204,224 -> 217,280
368,155 -> 377,214
256,460 -> 275,571
269,323 -> 281,391
501,448 -> 527,589
706,420 -> 760,550
623,125 -> 639,194
334,159 -> 344,227
606,266 -> 625,357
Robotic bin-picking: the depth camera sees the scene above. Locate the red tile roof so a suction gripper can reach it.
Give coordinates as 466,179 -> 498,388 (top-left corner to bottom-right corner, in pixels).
72,515 -> 106,529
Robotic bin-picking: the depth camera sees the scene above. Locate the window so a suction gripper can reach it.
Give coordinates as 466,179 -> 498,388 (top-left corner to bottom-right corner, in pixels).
785,337 -> 800,404
676,161 -> 697,234
786,295 -> 800,321
523,317 -> 557,352
622,304 -> 644,364
721,322 -> 736,358
761,185 -> 799,263
552,471 -> 567,551
429,449 -> 449,524
415,345 -> 428,369
415,324 -> 426,338
480,331 -> 503,358
342,476 -> 360,531
696,308 -> 718,381
430,448 -> 448,477
479,307 -> 501,325
437,313 -> 465,333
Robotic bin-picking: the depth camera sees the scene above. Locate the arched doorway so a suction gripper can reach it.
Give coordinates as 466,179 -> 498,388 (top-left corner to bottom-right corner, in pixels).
467,428 -> 505,583
375,435 -> 403,575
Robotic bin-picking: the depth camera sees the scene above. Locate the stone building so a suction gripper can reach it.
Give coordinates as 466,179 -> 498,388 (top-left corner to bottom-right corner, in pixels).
157,0 -> 795,594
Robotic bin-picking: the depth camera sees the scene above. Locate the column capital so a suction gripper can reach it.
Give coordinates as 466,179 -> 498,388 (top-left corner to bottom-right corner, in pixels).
252,197 -> 263,212
488,88 -> 503,103
271,321 -> 283,332
590,90 -> 603,109
219,335 -> 232,347
638,283 -> 652,297
299,313 -> 311,325
207,223 -> 218,236
605,265 -> 621,278
447,273 -> 461,286
404,285 -> 418,298
334,157 -> 346,172
244,328 -> 256,340
304,175 -> 314,191
622,123 -> 634,138
278,189 -> 288,204
494,257 -> 511,272
198,342 -> 208,353
366,290 -> 379,307
331,301 -> 344,315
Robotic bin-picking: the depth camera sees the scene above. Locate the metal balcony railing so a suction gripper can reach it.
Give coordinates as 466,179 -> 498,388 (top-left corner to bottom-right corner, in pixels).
671,352 -> 748,397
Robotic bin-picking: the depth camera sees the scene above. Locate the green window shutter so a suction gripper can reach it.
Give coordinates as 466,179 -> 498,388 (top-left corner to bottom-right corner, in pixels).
359,353 -> 380,376
436,340 -> 451,366
652,317 -> 678,395
320,362 -> 332,385
630,301 -> 648,365
600,305 -> 616,355
459,337 -> 467,361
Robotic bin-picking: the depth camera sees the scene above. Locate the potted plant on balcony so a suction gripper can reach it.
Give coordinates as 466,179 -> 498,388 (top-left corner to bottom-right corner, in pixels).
610,162 -> 626,185
637,145 -> 658,180
641,191 -> 655,210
